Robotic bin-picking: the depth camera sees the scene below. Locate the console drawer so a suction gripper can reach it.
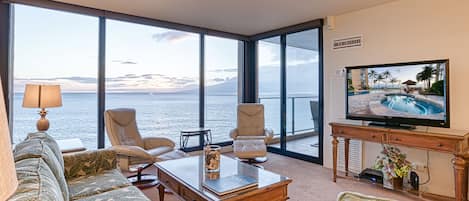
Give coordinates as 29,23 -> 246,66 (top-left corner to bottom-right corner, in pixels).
158,170 -> 180,193
388,132 -> 458,152
332,126 -> 385,143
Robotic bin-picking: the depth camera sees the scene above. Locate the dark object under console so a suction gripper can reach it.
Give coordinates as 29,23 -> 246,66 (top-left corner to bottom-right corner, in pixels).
359,168 -> 383,184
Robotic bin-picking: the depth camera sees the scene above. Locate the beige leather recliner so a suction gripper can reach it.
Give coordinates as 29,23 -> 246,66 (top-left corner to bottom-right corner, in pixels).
230,103 -> 273,163
104,108 -> 185,188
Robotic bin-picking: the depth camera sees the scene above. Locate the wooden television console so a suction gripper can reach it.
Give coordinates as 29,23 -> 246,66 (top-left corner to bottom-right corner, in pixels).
329,122 -> 469,201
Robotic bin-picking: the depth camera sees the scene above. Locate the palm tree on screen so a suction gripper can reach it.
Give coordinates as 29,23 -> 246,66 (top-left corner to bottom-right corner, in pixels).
368,70 -> 378,88
433,63 -> 442,81
382,70 -> 392,89
390,78 -> 398,88
376,74 -> 385,88
416,66 -> 434,89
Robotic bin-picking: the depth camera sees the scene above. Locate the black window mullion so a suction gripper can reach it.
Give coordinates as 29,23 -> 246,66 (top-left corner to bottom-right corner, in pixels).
199,34 -> 205,148
280,34 -> 287,151
97,17 -> 106,149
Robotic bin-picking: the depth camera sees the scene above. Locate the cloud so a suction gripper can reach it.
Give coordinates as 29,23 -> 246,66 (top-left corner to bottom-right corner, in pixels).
209,68 -> 238,73
112,60 -> 137,65
14,76 -> 98,93
152,31 -> 192,43
56,76 -> 97,84
105,74 -> 198,92
211,78 -> 225,82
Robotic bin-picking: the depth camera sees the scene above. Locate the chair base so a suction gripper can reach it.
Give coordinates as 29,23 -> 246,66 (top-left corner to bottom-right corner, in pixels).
237,157 -> 267,169
128,174 -> 159,189
127,163 -> 159,189
251,157 -> 268,163
238,156 -> 268,163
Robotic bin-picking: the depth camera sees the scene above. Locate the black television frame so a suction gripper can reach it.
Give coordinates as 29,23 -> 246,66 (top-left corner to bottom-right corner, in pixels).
345,59 -> 450,128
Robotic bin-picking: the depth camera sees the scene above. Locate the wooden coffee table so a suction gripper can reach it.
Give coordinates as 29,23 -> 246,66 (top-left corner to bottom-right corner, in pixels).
155,155 -> 292,201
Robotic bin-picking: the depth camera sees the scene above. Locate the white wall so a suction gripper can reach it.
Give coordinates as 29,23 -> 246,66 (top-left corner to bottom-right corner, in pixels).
323,0 -> 469,197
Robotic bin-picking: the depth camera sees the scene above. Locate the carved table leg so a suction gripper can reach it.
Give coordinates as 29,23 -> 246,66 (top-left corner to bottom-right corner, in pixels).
452,156 -> 468,201
344,138 -> 350,177
157,183 -> 165,201
332,136 -> 339,182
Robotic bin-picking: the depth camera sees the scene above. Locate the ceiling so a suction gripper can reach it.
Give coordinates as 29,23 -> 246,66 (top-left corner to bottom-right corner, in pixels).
53,0 -> 393,36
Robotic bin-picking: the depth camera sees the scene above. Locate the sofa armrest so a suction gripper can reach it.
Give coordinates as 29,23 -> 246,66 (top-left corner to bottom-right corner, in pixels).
142,137 -> 175,150
63,149 -> 117,180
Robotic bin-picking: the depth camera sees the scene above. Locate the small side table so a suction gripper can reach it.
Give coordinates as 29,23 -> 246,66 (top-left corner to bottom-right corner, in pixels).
56,138 -> 86,153
180,128 -> 212,149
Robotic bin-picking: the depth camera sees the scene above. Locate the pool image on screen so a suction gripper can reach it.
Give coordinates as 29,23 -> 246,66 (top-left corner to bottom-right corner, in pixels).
346,61 -> 447,122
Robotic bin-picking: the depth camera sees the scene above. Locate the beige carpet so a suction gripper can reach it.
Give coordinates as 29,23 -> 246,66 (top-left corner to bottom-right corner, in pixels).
132,152 -> 424,201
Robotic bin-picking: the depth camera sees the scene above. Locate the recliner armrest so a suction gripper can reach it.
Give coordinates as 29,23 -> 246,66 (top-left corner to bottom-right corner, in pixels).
111,145 -> 155,161
142,137 -> 175,150
264,128 -> 274,143
231,128 -> 274,144
230,128 -> 239,139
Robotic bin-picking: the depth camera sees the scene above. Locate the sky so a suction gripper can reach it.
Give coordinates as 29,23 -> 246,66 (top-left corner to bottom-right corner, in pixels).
13,4 -> 319,94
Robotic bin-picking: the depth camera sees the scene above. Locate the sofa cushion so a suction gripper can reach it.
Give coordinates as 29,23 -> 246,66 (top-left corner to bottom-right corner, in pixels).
63,149 -> 117,180
13,139 -> 69,200
74,186 -> 150,201
25,132 -> 64,167
8,158 -> 65,201
68,169 -> 131,200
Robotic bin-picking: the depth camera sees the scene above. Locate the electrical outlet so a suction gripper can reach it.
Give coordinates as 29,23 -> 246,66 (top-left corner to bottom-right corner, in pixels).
412,162 -> 427,171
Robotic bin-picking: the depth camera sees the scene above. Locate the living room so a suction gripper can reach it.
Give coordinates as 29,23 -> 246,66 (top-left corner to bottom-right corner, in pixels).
1,0 -> 469,201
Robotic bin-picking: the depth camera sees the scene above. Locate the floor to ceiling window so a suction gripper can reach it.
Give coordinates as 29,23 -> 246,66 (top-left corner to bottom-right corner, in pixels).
258,37 -> 281,136
12,4 -> 99,149
285,29 -> 320,157
105,19 -> 200,148
257,28 -> 322,163
204,36 -> 241,144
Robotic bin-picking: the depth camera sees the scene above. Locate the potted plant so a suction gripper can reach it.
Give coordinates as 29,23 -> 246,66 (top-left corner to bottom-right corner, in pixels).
374,145 -> 412,190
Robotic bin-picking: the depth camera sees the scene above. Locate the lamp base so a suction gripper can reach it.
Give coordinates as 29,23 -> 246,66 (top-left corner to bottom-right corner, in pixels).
37,109 -> 49,131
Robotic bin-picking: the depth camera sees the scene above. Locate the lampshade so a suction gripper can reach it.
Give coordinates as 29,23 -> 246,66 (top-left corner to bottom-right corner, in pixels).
22,84 -> 62,108
0,79 -> 18,199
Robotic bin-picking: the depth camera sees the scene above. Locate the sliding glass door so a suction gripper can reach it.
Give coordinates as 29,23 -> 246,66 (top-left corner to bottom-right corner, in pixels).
257,28 -> 322,163
285,29 -> 321,158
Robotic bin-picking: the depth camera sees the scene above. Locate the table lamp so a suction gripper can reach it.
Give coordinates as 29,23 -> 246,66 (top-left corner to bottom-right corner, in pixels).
22,84 -> 62,131
0,79 -> 18,199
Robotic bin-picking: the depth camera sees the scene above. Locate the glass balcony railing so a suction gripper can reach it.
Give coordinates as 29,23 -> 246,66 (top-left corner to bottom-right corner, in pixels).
259,96 -> 318,136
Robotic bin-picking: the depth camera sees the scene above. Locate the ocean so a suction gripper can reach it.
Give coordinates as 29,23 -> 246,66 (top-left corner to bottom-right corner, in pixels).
13,93 -> 316,149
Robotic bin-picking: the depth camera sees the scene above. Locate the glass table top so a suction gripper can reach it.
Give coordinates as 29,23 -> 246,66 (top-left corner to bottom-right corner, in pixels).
155,155 -> 291,200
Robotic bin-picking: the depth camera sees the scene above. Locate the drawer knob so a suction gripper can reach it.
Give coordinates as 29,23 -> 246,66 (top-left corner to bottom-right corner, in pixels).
339,130 -> 344,134
371,135 -> 376,138
438,143 -> 444,147
394,138 -> 401,141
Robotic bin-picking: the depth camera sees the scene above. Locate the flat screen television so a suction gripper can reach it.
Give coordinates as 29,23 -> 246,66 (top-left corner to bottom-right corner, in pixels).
345,59 -> 449,128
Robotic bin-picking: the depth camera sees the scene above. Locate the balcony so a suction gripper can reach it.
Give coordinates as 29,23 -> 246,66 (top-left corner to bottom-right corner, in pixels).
259,96 -> 319,157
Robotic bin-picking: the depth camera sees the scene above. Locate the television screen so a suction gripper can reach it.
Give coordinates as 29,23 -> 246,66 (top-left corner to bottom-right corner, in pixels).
346,60 -> 449,127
